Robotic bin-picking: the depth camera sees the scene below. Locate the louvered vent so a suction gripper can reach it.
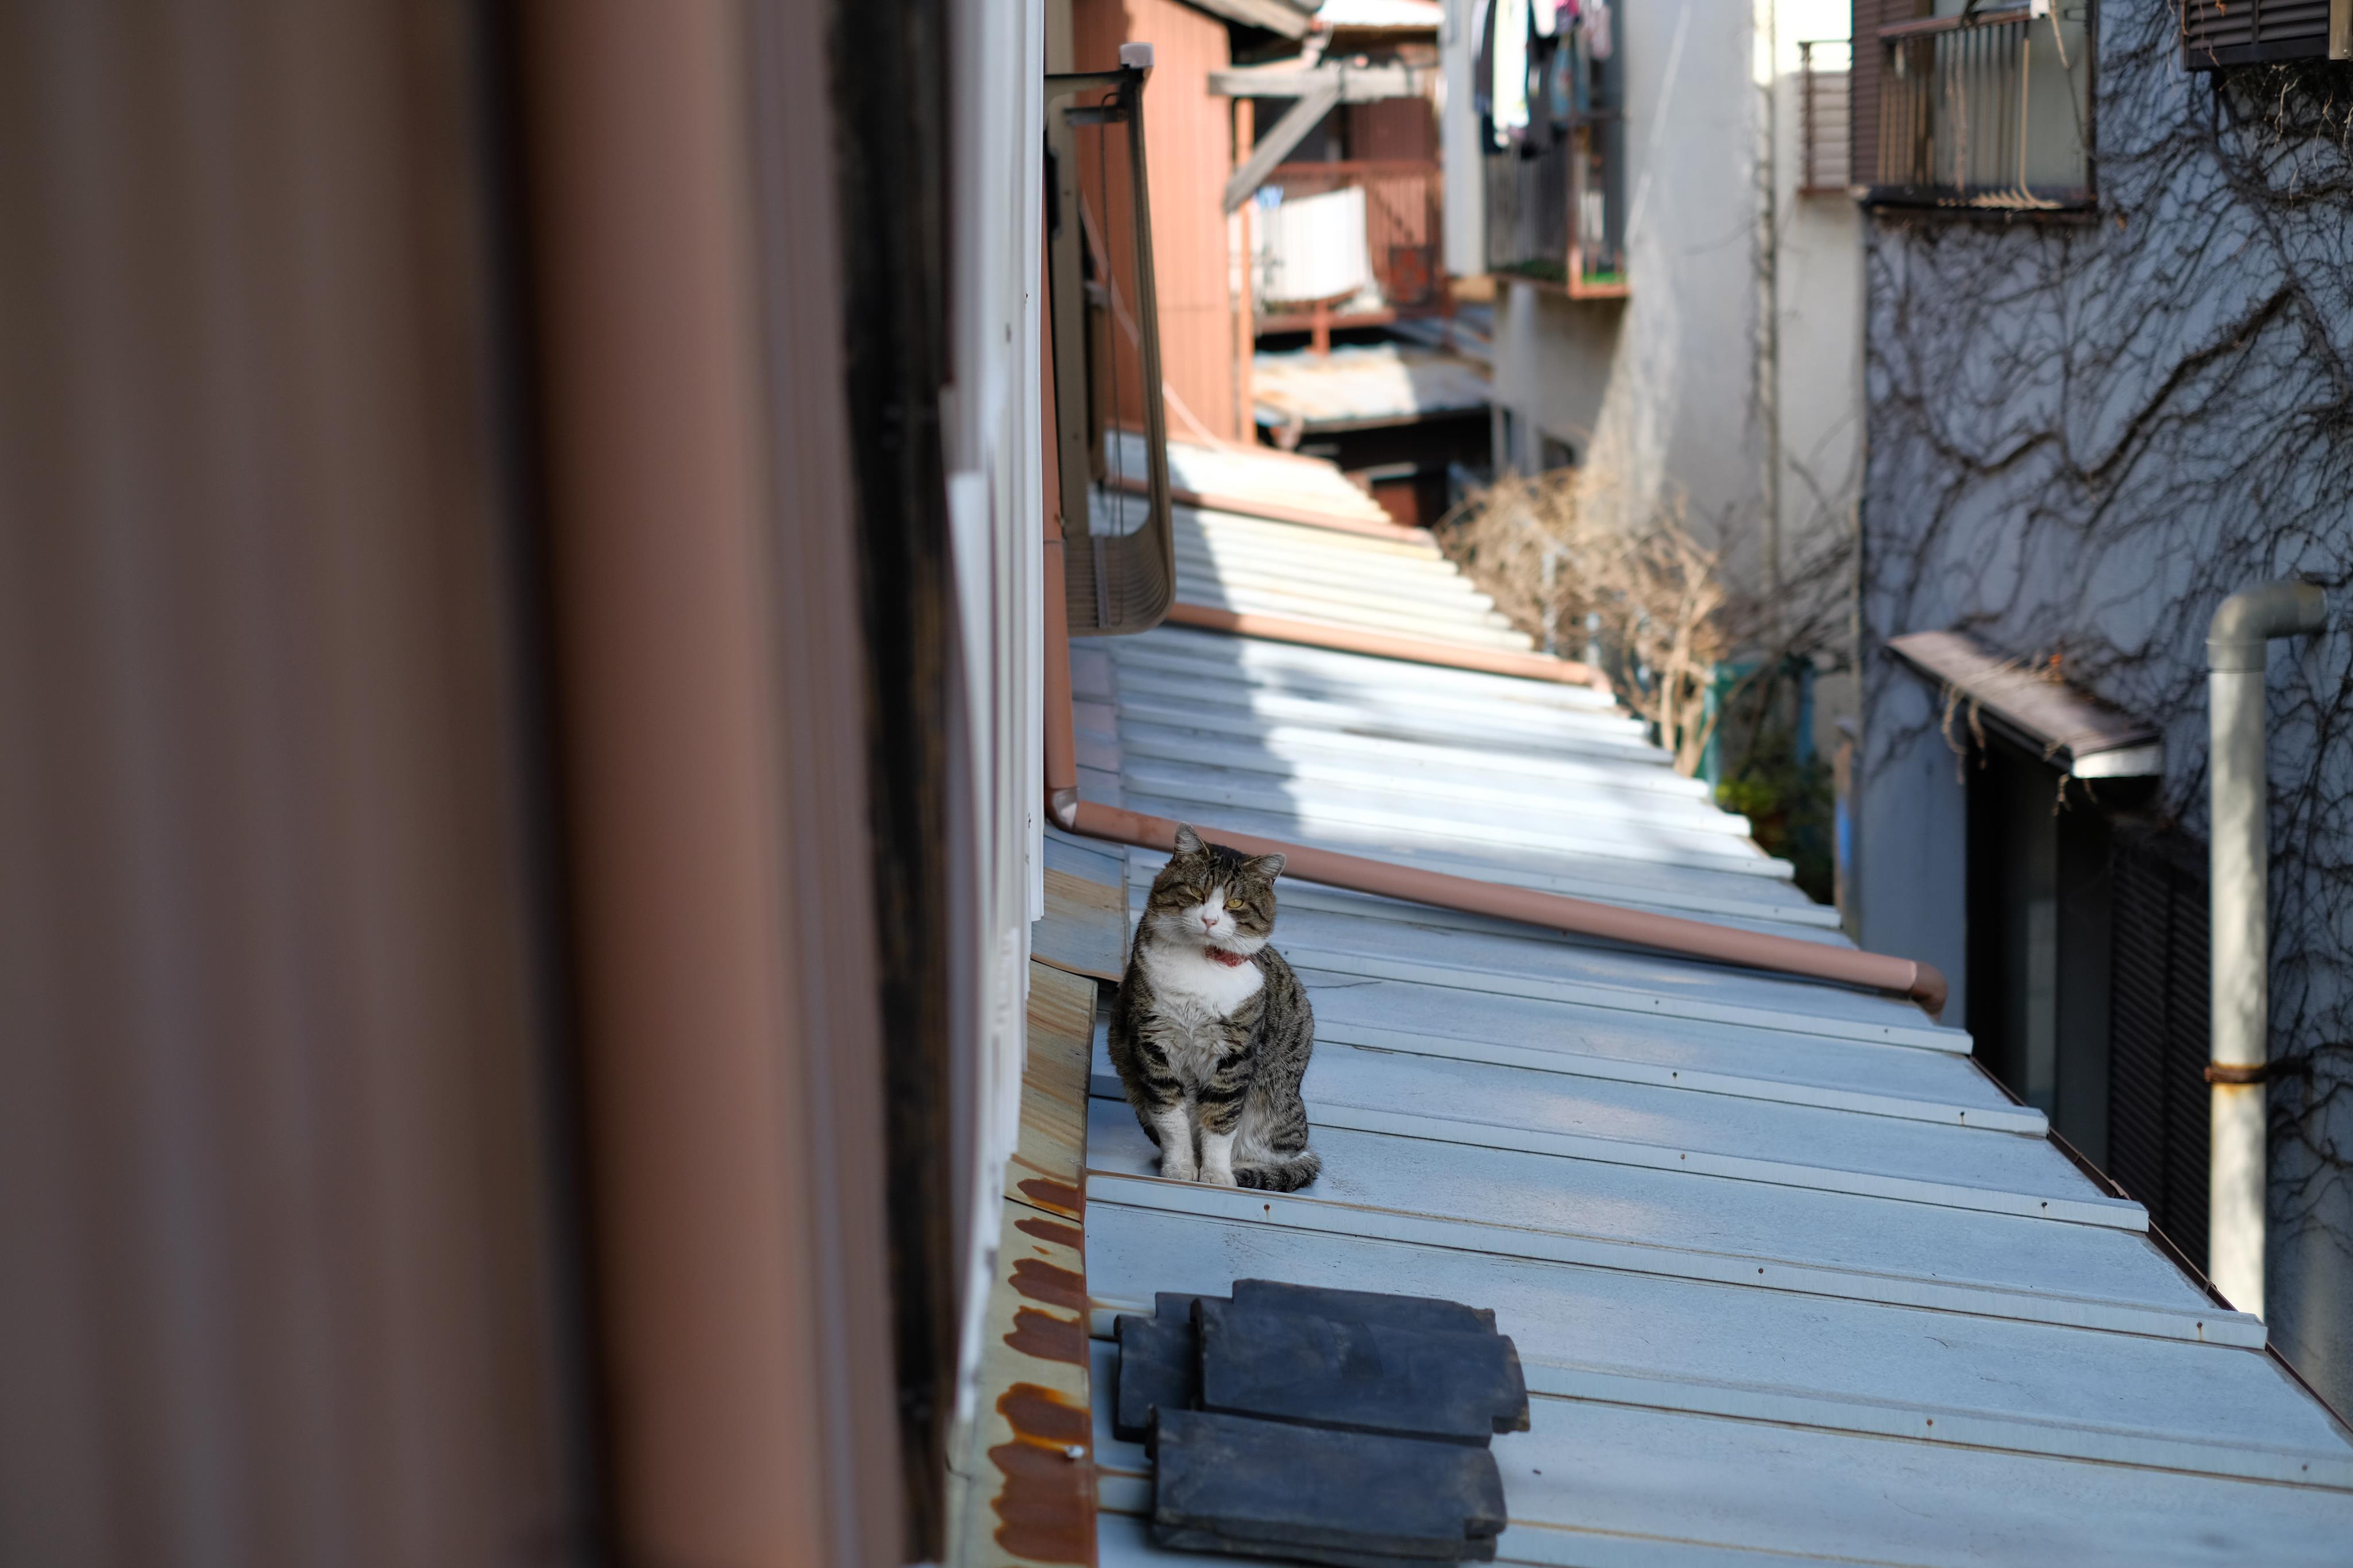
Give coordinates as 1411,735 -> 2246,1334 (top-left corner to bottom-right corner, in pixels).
1848,0 -> 1929,200
2105,836 -> 2212,1272
2183,0 -> 2351,68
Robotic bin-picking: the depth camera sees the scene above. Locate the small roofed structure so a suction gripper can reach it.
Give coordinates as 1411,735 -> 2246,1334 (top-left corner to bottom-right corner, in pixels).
1888,628 -> 2163,779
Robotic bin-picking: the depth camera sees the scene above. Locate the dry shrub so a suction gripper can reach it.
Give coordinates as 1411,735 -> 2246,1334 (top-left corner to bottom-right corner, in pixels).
1439,466 -> 1858,781
1438,469 -> 1733,775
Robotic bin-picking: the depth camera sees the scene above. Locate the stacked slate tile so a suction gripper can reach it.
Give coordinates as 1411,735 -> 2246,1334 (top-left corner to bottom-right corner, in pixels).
1114,1280 -> 1529,1566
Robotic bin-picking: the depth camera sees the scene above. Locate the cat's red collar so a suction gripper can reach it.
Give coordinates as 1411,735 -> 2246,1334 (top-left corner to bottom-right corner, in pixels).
1203,947 -> 1252,968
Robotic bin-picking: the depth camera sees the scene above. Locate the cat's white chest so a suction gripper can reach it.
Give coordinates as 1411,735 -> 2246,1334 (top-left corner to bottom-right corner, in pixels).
1144,944 -> 1263,1017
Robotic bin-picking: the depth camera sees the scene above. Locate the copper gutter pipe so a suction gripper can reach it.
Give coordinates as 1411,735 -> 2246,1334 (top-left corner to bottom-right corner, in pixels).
1044,524 -> 1947,1018
1163,602 -> 1611,690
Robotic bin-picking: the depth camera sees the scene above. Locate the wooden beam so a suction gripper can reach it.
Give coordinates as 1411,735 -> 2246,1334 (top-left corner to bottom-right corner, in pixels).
1208,61 -> 1434,99
1222,76 -> 1342,212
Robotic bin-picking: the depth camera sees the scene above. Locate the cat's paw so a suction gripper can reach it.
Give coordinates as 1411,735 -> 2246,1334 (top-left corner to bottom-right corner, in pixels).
1159,1157 -> 1198,1183
1199,1165 -> 1239,1187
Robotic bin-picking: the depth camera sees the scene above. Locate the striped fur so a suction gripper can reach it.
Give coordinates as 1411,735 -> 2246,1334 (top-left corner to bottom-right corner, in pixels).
1109,824 -> 1320,1191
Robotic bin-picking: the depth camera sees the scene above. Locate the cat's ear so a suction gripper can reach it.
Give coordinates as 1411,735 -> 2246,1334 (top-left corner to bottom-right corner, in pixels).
1245,852 -> 1287,881
1171,822 -> 1205,856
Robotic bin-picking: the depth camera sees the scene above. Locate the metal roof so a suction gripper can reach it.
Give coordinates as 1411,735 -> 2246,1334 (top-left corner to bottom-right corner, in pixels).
1072,502 -> 2353,1563
1888,628 -> 2163,779
1252,342 -> 1491,434
1109,430 -> 1402,527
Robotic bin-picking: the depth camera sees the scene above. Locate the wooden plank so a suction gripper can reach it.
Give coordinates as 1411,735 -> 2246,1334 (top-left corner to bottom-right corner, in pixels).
1035,835 -> 1128,983
946,960 -> 1107,1568
1007,961 -> 1099,1214
946,1196 -> 1097,1568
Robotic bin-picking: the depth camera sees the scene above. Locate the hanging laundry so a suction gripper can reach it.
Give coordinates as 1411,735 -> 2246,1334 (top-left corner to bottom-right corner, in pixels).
1529,0 -> 1557,39
1471,0 -> 1494,126
1523,37 -> 1556,153
1488,0 -> 1530,148
1582,0 -> 1612,62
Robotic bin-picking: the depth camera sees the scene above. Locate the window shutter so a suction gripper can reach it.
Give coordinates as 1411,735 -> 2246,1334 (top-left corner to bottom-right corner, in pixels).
2183,0 -> 2351,68
2106,836 -> 2213,1273
1851,2 -> 1934,195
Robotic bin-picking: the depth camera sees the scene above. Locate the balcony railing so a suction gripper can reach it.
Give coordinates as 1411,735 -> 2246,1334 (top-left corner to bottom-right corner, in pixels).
1482,115 -> 1627,298
1873,4 -> 2092,209
1479,20 -> 1626,300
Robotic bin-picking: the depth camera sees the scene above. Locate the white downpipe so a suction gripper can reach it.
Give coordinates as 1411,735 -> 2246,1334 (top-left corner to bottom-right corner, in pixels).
2207,580 -> 2329,1321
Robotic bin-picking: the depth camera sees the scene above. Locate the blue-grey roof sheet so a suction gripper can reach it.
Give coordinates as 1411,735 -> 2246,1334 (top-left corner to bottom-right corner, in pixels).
1076,508 -> 2353,1563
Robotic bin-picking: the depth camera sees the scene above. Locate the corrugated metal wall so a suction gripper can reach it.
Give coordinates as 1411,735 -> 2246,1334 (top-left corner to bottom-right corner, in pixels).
1074,0 -> 1237,441
0,5 -> 581,1562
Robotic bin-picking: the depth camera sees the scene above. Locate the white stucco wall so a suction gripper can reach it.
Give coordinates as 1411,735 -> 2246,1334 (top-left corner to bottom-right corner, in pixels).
1769,1 -> 1865,752
1464,0 -> 1863,645
1769,0 -> 1863,576
1490,3 -> 1763,558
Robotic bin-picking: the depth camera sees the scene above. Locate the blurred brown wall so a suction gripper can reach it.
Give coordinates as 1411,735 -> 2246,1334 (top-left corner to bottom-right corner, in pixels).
0,2 -> 904,1564
0,3 -> 579,1563
1072,0 -> 1237,441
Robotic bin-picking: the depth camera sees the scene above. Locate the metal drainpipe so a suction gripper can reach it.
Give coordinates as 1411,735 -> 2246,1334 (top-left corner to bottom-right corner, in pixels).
2207,580 -> 2329,1320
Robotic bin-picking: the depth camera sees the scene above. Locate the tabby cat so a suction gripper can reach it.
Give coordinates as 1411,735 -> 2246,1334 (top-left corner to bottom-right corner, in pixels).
1108,824 -> 1320,1191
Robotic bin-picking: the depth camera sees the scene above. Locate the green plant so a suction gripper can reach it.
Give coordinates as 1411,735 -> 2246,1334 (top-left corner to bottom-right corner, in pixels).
1715,723 -> 1834,904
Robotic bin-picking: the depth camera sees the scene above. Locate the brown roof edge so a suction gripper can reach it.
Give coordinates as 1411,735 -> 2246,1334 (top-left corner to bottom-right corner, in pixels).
1047,530 -> 1947,1019
1163,602 -> 1613,692
1114,474 -> 1432,544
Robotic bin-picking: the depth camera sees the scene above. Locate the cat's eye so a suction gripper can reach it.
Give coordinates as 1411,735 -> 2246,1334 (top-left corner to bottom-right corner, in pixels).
1225,897 -> 1244,909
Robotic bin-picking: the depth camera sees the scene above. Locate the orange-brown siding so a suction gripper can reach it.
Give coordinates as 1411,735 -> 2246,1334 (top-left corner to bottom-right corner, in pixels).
1073,0 -> 1237,439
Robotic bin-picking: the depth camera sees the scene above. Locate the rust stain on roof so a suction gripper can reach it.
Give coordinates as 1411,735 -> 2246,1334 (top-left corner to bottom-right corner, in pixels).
1011,1256 -> 1089,1313
990,1382 -> 1096,1565
1017,1215 -> 1086,1254
1018,1175 -> 1083,1218
1005,1306 -> 1089,1366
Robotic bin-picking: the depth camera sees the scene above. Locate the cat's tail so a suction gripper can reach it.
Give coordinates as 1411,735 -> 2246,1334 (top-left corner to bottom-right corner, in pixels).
1234,1147 -> 1320,1192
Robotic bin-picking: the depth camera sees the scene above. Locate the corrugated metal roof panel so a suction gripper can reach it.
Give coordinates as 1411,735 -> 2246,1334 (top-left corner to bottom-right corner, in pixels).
1111,430 -> 1401,524
1083,486 -> 2353,1562
1252,342 -> 1491,431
